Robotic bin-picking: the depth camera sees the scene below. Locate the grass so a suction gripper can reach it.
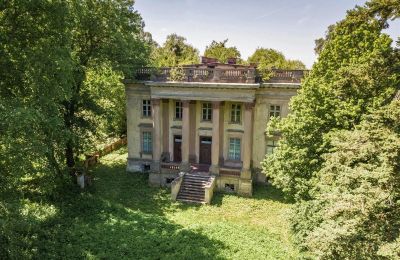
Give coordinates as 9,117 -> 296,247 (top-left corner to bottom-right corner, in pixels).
1,148 -> 303,259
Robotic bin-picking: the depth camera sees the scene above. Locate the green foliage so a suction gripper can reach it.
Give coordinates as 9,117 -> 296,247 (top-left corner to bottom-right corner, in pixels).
0,0 -> 150,184
152,34 -> 199,67
0,149 -> 304,259
204,39 -> 242,63
262,4 -> 399,200
262,1 -> 400,258
0,0 -> 72,190
292,101 -> 400,259
168,66 -> 186,82
247,48 -> 306,81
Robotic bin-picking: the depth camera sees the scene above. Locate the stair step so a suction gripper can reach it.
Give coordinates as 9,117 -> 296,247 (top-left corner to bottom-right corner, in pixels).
177,194 -> 204,200
177,194 -> 205,200
179,187 -> 204,192
185,176 -> 210,180
175,174 -> 212,204
178,190 -> 205,196
176,198 -> 204,204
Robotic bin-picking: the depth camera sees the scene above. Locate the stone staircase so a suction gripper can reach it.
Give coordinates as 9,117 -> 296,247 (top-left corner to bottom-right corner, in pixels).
176,173 -> 212,204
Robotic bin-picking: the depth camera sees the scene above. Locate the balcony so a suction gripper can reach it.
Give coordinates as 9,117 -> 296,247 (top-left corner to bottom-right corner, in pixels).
132,66 -> 308,84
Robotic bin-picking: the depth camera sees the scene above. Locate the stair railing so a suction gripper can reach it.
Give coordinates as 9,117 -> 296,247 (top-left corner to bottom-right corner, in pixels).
171,172 -> 185,201
204,176 -> 217,204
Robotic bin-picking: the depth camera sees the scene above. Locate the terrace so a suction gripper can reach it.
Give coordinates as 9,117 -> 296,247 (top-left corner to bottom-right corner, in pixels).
131,58 -> 308,84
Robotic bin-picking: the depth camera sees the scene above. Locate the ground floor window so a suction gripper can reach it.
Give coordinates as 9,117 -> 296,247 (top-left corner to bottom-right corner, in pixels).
266,139 -> 278,155
142,131 -> 152,153
228,138 -> 241,161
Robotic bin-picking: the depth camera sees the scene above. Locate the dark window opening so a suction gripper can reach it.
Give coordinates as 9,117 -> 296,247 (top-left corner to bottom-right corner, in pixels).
166,178 -> 175,184
225,183 -> 235,192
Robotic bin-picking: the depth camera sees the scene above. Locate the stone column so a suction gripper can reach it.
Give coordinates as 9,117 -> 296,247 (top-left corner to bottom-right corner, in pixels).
180,100 -> 191,172
162,99 -> 169,161
241,102 -> 254,179
152,99 -> 161,171
209,101 -> 220,174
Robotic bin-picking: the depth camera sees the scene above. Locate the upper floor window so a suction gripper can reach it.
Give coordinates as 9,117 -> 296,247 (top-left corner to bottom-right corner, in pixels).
230,104 -> 241,123
142,100 -> 151,117
202,102 -> 212,121
228,138 -> 241,161
142,131 -> 152,153
269,105 -> 281,118
175,101 -> 182,120
266,139 -> 278,155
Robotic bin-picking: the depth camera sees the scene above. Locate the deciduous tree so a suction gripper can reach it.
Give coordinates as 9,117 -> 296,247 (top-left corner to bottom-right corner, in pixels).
204,39 -> 241,63
152,34 -> 199,67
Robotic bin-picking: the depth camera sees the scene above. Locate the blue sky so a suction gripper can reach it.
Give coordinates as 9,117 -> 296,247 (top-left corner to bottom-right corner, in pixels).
135,0 -> 400,68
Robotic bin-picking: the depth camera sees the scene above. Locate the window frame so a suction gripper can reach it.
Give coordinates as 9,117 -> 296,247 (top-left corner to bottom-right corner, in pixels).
201,102 -> 212,121
142,131 -> 153,154
266,139 -> 279,155
230,103 -> 242,124
175,101 -> 183,120
142,99 -> 152,118
269,105 -> 281,118
228,138 -> 241,161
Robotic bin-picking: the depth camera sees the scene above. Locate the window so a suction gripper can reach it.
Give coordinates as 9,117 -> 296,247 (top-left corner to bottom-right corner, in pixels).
142,100 -> 151,117
266,140 -> 278,155
269,105 -> 281,118
175,101 -> 182,119
228,138 -> 241,161
231,104 -> 241,123
202,102 -> 212,121
142,131 -> 152,153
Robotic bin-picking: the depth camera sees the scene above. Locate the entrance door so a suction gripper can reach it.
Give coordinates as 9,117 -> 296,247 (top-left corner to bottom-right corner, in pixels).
199,136 -> 212,165
173,135 -> 182,162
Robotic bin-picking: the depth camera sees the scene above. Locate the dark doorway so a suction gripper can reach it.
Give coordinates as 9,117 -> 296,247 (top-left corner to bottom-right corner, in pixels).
173,135 -> 182,162
199,136 -> 212,165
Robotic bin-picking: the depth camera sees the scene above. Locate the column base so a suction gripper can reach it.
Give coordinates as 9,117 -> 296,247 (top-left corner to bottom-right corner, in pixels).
151,161 -> 161,173
180,162 -> 191,172
240,168 -> 251,179
209,165 -> 219,175
238,178 -> 253,196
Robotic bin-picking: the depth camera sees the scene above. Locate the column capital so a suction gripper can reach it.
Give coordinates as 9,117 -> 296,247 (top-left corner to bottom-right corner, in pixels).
212,101 -> 221,109
151,98 -> 161,106
244,102 -> 254,110
181,100 -> 191,106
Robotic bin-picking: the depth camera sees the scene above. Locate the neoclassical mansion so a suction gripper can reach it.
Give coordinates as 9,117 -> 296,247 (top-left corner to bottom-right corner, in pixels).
125,57 -> 307,203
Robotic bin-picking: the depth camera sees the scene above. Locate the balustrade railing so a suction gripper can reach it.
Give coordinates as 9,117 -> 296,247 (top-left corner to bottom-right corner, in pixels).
132,66 -> 308,84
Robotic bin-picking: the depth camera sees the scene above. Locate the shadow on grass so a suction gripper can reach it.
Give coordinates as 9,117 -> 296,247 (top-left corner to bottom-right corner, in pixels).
1,156 -> 227,259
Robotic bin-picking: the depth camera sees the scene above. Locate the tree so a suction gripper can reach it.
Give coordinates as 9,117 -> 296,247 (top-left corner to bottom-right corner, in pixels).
204,39 -> 241,63
152,34 -> 199,67
247,48 -> 306,80
292,101 -> 400,259
262,4 -> 399,200
0,0 -> 150,185
63,0 -> 149,170
0,0 -> 73,189
262,0 -> 400,257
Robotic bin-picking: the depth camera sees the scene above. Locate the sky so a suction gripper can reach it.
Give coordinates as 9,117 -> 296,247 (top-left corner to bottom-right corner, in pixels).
135,0 -> 400,68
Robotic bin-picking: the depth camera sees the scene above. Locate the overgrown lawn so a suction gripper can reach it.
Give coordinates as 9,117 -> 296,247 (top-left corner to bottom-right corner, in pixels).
1,148 -> 302,259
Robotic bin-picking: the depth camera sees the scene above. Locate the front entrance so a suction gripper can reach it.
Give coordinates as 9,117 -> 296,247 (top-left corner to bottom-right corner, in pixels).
173,135 -> 182,162
199,136 -> 212,165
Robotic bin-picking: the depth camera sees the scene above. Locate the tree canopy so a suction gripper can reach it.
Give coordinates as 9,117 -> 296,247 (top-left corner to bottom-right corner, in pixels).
151,34 -> 199,67
262,0 -> 400,258
248,48 -> 306,69
203,39 -> 241,63
0,0 -> 150,190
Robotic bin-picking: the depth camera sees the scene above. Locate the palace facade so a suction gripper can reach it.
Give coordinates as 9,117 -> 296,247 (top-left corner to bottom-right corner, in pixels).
125,58 -> 307,199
